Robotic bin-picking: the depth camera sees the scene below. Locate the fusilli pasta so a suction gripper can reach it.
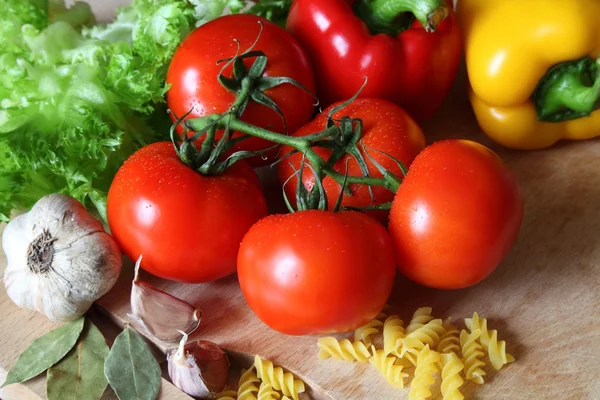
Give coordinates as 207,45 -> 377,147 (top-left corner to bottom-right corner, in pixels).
406,307 -> 435,334
383,314 -> 405,356
317,337 -> 371,362
315,307 -> 517,395
355,318 -> 384,346
409,344 -> 440,400
402,319 -> 445,356
465,312 -> 514,370
398,351 -> 418,367
460,329 -> 486,384
257,382 -> 280,400
215,389 -> 238,400
254,355 -> 305,400
437,319 -> 461,355
441,352 -> 464,400
238,367 -> 261,400
369,345 -> 409,389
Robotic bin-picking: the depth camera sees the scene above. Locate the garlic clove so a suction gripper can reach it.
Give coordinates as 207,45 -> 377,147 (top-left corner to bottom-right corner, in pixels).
191,341 -> 231,393
167,332 -> 230,398
130,256 -> 201,342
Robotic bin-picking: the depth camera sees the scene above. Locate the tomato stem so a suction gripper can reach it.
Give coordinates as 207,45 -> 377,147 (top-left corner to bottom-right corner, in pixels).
343,201 -> 393,211
231,78 -> 253,116
186,116 -> 395,190
199,125 -> 217,160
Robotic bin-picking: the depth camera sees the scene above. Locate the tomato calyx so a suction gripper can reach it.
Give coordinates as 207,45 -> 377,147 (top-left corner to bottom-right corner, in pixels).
216,22 -> 317,135
168,23 -> 320,176
282,155 -> 338,212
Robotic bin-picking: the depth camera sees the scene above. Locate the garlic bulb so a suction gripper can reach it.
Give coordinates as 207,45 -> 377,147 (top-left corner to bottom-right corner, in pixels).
2,194 -> 122,321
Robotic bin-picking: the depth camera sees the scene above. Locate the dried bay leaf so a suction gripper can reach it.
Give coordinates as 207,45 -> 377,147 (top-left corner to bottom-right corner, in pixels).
104,325 -> 161,400
47,319 -> 109,400
1,317 -> 85,387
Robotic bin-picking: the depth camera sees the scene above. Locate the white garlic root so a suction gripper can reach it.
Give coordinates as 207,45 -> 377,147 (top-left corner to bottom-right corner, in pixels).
167,331 -> 230,398
129,255 -> 202,342
2,194 -> 122,321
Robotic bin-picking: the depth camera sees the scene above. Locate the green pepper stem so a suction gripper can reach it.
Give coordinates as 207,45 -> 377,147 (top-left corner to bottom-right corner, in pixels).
534,56 -> 600,122
356,0 -> 449,34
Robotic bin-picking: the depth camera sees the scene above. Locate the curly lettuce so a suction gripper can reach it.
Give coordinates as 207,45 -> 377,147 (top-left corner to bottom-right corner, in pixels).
0,0 -> 204,222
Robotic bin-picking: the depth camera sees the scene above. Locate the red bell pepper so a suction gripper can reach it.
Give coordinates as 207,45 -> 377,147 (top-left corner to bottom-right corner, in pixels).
286,0 -> 462,121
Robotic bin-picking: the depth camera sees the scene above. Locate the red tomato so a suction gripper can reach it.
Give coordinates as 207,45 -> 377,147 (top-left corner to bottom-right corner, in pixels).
237,210 -> 396,335
107,142 -> 268,283
388,140 -> 524,289
277,98 -> 425,222
166,14 -> 316,166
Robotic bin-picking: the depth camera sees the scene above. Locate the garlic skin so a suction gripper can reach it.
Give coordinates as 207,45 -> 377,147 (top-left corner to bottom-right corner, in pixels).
167,332 -> 230,398
129,255 -> 202,342
2,194 -> 122,321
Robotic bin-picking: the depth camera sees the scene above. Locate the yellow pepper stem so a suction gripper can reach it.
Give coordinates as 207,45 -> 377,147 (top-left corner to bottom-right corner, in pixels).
355,0 -> 449,35
534,56 -> 600,122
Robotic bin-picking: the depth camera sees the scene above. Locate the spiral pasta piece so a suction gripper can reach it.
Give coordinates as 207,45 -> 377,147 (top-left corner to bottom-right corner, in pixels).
460,329 -> 486,384
406,307 -> 435,334
408,345 -> 440,400
238,367 -> 261,400
369,345 -> 409,389
317,337 -> 371,362
487,330 -> 513,370
254,355 -> 305,400
215,389 -> 238,400
465,312 -> 514,370
383,315 -> 405,355
441,352 -> 465,400
354,318 -> 384,346
398,351 -> 418,367
402,319 -> 445,356
257,382 -> 281,400
437,319 -> 461,355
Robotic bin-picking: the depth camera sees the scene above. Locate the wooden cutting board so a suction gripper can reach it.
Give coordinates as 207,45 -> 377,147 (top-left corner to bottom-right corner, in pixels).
87,71 -> 600,400
2,1 -> 600,399
6,72 -> 600,400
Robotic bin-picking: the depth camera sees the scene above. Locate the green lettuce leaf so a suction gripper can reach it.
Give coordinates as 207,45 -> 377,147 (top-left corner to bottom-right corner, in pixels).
189,0 -> 246,26
0,0 -> 200,222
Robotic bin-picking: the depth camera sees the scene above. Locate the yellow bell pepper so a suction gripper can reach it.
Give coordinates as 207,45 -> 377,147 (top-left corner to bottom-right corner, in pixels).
456,0 -> 600,150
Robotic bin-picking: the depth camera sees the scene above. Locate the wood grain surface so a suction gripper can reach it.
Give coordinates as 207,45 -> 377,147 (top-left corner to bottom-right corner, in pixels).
89,72 -> 600,400
1,1 -> 600,399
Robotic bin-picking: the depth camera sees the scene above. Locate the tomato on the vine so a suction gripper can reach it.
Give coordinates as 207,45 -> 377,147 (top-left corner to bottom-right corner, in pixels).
237,210 -> 396,335
277,98 -> 425,222
107,142 -> 268,283
388,140 -> 524,289
166,14 -> 316,166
